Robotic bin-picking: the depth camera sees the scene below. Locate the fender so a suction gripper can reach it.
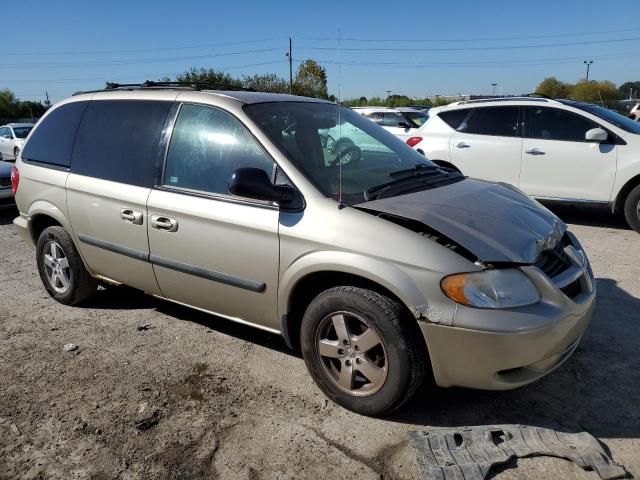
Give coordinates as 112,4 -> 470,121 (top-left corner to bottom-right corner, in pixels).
278,250 -> 431,321
27,200 -> 72,242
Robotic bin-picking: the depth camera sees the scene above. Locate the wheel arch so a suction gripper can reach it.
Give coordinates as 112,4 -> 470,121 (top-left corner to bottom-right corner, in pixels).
278,252 -> 430,350
27,201 -> 71,244
612,173 -> 640,213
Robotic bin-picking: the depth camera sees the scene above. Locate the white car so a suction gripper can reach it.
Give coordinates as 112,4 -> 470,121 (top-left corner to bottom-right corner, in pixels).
408,97 -> 640,232
0,123 -> 34,161
629,103 -> 640,121
352,107 -> 421,142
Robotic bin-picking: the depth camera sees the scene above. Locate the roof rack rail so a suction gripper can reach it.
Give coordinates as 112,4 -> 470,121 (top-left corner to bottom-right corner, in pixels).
525,92 -> 553,99
457,96 -> 553,105
73,80 -> 254,96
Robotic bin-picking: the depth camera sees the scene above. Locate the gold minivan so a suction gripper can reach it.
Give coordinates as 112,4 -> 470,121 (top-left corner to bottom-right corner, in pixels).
12,84 -> 595,415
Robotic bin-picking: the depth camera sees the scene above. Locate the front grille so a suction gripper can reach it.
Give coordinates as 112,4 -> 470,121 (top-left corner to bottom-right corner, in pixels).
0,177 -> 10,188
534,238 -> 572,279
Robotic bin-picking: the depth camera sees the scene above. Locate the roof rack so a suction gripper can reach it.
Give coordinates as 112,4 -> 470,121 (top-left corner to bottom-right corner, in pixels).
457,96 -> 553,105
73,80 -> 254,96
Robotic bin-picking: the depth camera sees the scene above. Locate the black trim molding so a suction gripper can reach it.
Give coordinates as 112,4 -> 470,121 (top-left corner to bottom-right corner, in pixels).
77,233 -> 265,293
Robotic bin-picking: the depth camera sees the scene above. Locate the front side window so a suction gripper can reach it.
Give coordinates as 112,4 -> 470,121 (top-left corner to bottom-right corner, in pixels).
464,107 -> 519,137
524,107 -> 599,142
245,102 -> 441,204
163,104 -> 274,195
382,112 -> 408,127
559,100 -> 640,135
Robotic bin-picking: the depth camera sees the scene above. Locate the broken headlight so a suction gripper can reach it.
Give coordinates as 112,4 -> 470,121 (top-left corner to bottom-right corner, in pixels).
441,269 -> 540,309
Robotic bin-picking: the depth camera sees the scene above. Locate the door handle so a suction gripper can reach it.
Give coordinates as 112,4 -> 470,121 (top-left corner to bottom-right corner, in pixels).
120,208 -> 143,225
456,142 -> 470,148
151,215 -> 178,232
525,148 -> 546,156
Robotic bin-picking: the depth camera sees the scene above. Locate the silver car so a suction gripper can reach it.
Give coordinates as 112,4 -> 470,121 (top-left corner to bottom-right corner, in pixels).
12,85 -> 595,415
0,123 -> 34,161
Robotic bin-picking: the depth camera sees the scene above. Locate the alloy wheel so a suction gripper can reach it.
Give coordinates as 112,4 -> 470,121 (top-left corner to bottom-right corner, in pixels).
43,240 -> 71,294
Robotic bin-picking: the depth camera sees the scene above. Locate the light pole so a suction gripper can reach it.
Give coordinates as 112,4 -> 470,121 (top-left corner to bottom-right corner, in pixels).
584,60 -> 594,82
491,83 -> 498,96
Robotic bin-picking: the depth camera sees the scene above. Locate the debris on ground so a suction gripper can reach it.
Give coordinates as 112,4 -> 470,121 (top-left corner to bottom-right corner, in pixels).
10,424 -> 21,436
136,324 -> 153,332
138,402 -> 149,414
63,343 -> 78,353
409,425 -> 628,480
134,409 -> 162,432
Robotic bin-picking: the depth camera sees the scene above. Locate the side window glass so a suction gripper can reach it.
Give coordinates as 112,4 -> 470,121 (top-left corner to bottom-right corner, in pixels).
382,112 -> 405,127
164,104 -> 274,196
21,101 -> 89,167
438,109 -> 470,130
72,100 -> 172,186
524,107 -> 598,142
0,127 -> 8,138
464,107 -> 519,137
364,112 -> 384,124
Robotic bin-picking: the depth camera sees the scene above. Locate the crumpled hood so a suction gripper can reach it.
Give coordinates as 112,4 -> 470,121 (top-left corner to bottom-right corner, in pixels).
356,178 -> 566,263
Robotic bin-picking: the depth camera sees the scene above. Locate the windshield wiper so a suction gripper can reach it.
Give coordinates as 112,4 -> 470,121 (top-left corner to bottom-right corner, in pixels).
365,169 -> 455,201
389,163 -> 438,179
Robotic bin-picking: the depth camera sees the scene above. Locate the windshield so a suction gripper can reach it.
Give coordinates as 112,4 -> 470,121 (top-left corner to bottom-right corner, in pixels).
12,127 -> 32,139
402,111 -> 429,127
245,102 -> 438,203
559,100 -> 640,135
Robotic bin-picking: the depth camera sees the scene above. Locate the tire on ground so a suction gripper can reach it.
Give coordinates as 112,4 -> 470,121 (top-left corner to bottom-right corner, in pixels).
623,184 -> 640,233
300,286 -> 427,416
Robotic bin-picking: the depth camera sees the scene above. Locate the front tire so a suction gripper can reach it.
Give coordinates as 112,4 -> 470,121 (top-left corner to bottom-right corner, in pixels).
300,286 -> 427,416
36,226 -> 98,305
623,184 -> 640,233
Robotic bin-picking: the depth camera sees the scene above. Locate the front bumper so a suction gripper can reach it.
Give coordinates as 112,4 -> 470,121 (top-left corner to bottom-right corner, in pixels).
420,238 -> 596,390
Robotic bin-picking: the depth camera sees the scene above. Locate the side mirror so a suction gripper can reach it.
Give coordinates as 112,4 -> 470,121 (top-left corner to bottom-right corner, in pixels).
585,127 -> 608,143
229,167 -> 295,204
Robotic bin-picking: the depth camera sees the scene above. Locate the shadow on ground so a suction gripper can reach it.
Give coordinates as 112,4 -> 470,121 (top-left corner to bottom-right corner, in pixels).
545,203 -> 630,230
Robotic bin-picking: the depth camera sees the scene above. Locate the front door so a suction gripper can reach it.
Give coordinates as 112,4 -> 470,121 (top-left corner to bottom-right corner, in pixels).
519,106 -> 617,201
449,106 -> 522,187
147,103 -> 280,331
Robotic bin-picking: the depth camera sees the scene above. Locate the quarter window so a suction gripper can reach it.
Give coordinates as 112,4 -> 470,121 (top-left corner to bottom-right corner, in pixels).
72,100 -> 173,186
438,109 -> 471,130
21,101 -> 89,167
524,107 -> 600,142
464,107 -> 519,137
163,104 -> 274,196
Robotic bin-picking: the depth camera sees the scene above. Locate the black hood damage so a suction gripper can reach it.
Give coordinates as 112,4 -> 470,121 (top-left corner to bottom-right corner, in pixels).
356,178 -> 566,264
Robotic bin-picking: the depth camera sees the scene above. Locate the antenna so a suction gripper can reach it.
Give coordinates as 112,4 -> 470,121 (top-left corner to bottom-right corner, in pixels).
337,28 -> 344,209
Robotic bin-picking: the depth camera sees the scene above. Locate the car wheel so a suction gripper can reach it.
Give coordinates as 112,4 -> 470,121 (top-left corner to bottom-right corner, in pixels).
300,286 -> 427,416
623,184 -> 640,233
36,226 -> 98,305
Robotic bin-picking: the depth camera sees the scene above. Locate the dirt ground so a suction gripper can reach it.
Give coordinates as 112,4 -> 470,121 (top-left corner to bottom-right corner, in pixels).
0,204 -> 638,480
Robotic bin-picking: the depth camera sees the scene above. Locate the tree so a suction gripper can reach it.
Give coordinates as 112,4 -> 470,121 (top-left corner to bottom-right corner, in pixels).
293,59 -> 328,99
570,80 -> 621,103
619,81 -> 640,99
241,73 -> 288,93
535,77 -> 571,99
0,89 -> 48,120
175,67 -> 242,88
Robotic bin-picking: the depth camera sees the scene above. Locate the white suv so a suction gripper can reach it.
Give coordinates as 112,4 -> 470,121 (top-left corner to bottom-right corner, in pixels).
410,97 -> 640,232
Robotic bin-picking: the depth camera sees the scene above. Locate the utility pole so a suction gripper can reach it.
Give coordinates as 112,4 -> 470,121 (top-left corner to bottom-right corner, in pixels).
286,37 -> 293,94
491,83 -> 498,96
44,91 -> 51,108
584,60 -> 593,82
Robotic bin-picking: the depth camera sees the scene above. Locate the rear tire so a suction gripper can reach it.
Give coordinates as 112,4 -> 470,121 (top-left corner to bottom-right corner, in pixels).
36,226 -> 98,305
623,184 -> 640,233
300,286 -> 427,416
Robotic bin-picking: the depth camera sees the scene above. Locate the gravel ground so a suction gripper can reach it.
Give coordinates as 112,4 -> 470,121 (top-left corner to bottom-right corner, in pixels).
0,204 -> 638,480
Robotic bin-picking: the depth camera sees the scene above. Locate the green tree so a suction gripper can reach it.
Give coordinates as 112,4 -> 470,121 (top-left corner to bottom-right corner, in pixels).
293,59 -> 328,99
175,67 -> 242,88
619,81 -> 640,98
570,80 -> 621,103
241,73 -> 288,93
535,77 -> 571,99
0,89 -> 47,120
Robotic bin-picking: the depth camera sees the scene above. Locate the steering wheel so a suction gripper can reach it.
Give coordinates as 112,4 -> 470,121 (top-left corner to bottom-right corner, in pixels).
330,145 -> 362,167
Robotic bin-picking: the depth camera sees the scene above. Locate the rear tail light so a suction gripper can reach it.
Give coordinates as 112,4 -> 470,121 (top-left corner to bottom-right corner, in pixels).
406,137 -> 423,147
11,166 -> 19,195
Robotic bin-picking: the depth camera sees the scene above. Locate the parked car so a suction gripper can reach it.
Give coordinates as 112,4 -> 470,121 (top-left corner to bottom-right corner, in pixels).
396,107 -> 429,127
409,97 -> 640,232
0,161 -> 15,206
13,87 -> 595,415
629,103 -> 640,121
0,123 -> 34,161
352,106 -> 421,142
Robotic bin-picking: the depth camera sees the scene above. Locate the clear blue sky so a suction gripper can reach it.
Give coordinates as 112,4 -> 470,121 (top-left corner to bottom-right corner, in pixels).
3,0 -> 639,103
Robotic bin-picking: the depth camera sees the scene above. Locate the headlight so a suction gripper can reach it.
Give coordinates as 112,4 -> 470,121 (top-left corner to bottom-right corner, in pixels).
441,269 -> 539,309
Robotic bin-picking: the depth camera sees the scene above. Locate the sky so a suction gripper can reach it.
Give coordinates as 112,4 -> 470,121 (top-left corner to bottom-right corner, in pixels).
2,0 -> 639,104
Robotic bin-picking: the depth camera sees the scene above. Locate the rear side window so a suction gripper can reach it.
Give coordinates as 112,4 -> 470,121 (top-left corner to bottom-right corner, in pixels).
72,100 -> 172,187
438,109 -> 470,130
464,107 -> 519,137
21,101 -> 88,167
382,112 -> 406,127
524,107 -> 599,142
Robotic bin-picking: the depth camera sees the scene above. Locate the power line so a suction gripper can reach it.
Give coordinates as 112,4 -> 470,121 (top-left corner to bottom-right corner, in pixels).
296,27 -> 640,43
0,48 -> 282,69
3,38 -> 284,56
300,35 -> 640,52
